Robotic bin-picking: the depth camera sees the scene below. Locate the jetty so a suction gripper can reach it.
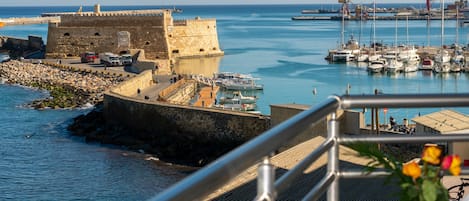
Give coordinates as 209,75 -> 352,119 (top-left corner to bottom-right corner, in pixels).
292,15 -> 467,21
0,16 -> 60,25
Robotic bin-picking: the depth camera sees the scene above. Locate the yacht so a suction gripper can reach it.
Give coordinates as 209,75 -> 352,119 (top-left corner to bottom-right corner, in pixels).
219,91 -> 257,104
332,49 -> 355,62
367,58 -> 387,73
420,57 -> 434,70
386,58 -> 404,73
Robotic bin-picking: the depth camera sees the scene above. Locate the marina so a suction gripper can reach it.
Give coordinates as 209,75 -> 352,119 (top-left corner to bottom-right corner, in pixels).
3,3 -> 469,201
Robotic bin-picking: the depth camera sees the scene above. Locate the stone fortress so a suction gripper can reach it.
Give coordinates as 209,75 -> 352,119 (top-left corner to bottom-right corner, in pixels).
44,4 -> 224,74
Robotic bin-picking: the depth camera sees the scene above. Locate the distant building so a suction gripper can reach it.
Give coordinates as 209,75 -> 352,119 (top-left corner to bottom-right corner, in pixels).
44,5 -> 224,60
412,109 -> 469,164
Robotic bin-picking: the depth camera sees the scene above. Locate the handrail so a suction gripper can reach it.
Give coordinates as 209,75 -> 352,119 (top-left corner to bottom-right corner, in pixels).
150,96 -> 340,201
150,93 -> 469,201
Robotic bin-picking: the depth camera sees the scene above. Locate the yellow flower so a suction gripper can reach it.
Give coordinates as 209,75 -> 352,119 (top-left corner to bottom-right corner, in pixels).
449,155 -> 462,176
402,160 -> 421,180
421,145 -> 442,165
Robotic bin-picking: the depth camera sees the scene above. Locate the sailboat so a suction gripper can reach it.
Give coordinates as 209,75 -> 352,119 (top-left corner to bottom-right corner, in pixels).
434,0 -> 451,73
450,5 -> 464,73
367,0 -> 386,73
330,3 -> 359,62
386,16 -> 404,73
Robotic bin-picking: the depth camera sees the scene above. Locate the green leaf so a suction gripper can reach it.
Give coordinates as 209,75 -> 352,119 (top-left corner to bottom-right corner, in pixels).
422,180 -> 437,201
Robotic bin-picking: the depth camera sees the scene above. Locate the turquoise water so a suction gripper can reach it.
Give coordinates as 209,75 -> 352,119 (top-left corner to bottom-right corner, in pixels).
1,4 -> 469,200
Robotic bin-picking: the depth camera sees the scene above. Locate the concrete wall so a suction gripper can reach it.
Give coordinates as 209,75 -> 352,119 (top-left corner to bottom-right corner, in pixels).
110,70 -> 154,96
270,104 -> 363,151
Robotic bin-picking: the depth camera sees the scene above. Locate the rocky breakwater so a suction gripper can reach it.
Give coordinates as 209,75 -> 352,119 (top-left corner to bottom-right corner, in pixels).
0,60 -> 125,109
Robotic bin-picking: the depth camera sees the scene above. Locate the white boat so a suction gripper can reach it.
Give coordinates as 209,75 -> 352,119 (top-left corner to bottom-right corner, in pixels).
356,54 -> 369,62
219,91 -> 257,104
398,45 -> 420,63
434,62 -> 451,73
220,79 -> 264,91
386,58 -> 404,73
450,54 -> 464,72
332,49 -> 355,62
213,103 -> 256,111
367,59 -> 387,73
420,57 -> 434,70
434,49 -> 451,63
404,60 -> 419,73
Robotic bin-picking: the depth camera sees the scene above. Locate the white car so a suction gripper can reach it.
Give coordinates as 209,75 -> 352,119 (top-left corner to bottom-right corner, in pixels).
0,54 -> 10,63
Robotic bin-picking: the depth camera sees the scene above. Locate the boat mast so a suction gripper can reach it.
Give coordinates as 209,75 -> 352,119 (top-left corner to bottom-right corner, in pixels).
456,4 -> 459,45
373,0 -> 376,49
394,15 -> 398,47
441,0 -> 445,48
341,2 -> 345,47
406,15 -> 409,46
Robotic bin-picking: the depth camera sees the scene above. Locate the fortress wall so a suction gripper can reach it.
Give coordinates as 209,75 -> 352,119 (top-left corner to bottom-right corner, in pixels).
59,15 -> 165,27
169,18 -> 224,58
110,70 -> 153,96
46,15 -> 169,59
104,91 -> 270,143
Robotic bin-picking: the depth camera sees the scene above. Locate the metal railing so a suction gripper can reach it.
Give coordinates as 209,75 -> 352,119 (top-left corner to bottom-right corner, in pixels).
149,93 -> 469,201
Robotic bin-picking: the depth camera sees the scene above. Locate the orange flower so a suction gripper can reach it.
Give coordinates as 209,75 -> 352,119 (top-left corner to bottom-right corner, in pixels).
421,145 -> 442,165
403,160 -> 421,180
449,155 -> 462,176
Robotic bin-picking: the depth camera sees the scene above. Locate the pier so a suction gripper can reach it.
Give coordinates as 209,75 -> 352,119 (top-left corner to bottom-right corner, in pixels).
292,15 -> 468,21
0,16 -> 60,25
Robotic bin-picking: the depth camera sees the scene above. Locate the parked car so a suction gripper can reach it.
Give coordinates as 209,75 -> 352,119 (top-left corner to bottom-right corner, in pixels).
120,54 -> 133,66
99,52 -> 121,67
0,54 -> 10,63
80,52 -> 97,63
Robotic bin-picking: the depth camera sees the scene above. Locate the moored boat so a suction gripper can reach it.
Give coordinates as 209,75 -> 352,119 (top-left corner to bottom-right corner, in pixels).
219,91 -> 257,104
420,57 -> 434,70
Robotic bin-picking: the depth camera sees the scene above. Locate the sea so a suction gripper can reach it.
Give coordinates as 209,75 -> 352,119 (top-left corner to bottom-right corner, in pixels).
1,3 -> 469,200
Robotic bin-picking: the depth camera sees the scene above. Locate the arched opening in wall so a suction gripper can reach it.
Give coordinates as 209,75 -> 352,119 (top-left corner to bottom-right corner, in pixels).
63,33 -> 70,37
90,42 -> 94,45
207,26 -> 210,29
155,56 -> 160,59
67,54 -> 73,57
71,43 -> 76,46
94,32 -> 100,36
172,50 -> 179,54
145,41 -> 151,46
212,47 -> 217,50
199,48 -> 205,52
168,34 -> 172,37
119,50 -> 128,55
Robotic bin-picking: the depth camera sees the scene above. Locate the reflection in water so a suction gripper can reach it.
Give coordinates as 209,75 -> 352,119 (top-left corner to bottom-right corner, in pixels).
173,56 -> 222,77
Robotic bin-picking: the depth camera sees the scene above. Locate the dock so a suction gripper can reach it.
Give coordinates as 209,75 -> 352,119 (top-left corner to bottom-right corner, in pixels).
194,86 -> 219,108
0,16 -> 60,25
292,15 -> 467,21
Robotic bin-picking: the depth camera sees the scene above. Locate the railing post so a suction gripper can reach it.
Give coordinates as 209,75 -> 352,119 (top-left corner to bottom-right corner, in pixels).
254,156 -> 276,201
327,112 -> 339,201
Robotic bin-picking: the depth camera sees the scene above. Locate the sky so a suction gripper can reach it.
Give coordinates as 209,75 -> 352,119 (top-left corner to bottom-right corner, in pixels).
3,0 -> 423,6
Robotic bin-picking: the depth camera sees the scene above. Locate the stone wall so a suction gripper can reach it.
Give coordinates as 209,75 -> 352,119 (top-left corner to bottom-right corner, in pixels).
169,18 -> 224,58
46,14 -> 168,59
45,10 -> 224,61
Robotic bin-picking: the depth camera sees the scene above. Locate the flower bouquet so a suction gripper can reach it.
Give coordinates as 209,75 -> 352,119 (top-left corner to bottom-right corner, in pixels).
351,143 -> 461,201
